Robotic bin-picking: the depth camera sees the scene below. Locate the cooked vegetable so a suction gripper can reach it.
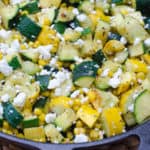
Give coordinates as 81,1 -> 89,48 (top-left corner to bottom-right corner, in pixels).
22,116 -> 39,128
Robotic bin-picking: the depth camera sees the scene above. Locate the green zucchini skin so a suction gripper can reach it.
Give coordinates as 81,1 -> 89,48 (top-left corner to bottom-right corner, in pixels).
3,102 -> 23,128
16,15 -> 42,41
8,56 -> 22,70
22,116 -> 39,128
33,97 -> 48,109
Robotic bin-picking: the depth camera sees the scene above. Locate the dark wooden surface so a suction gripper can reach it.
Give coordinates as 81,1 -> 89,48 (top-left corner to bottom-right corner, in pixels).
0,136 -> 140,150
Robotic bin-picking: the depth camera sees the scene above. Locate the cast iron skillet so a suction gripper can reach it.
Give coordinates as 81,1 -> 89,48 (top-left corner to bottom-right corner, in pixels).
0,120 -> 150,150
0,1 -> 150,150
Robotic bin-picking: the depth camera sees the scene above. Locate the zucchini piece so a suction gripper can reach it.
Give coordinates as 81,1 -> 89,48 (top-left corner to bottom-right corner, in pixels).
24,126 -> 45,141
129,43 -> 144,57
72,61 -> 99,87
55,108 -> 76,131
108,32 -> 121,41
0,117 -> 3,127
54,22 -> 67,34
79,1 -> 94,14
123,112 -> 136,126
81,27 -> 91,36
58,43 -> 79,61
22,61 -> 40,75
92,50 -> 106,66
20,0 -> 40,14
111,0 -> 123,5
16,15 -> 42,41
3,102 -> 23,128
33,97 -> 47,109
35,75 -> 50,91
95,77 -> 110,90
0,5 -> 19,29
20,51 -> 39,63
44,124 -> 63,143
134,90 -> 150,124
22,116 -> 39,128
7,54 -> 22,70
114,50 -> 128,64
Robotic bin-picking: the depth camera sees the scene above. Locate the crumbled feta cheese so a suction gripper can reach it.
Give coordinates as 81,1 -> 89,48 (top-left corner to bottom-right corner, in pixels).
134,38 -> 141,45
0,59 -> 13,76
70,90 -> 80,98
74,39 -> 84,46
56,33 -> 65,41
82,88 -> 89,93
1,94 -> 10,102
40,69 -> 51,75
56,127 -> 62,132
74,56 -> 83,63
72,8 -> 79,15
0,29 -> 12,39
74,134 -> 88,143
144,38 -> 150,47
81,96 -> 88,104
101,68 -> 110,77
49,56 -> 58,67
0,103 -> 3,117
109,68 -> 122,88
75,27 -> 84,32
11,40 -> 20,51
10,0 -> 24,5
77,14 -> 87,22
132,91 -> 140,100
37,45 -> 53,60
128,104 -> 134,112
13,92 -> 26,107
120,37 -> 127,45
45,113 -> 56,123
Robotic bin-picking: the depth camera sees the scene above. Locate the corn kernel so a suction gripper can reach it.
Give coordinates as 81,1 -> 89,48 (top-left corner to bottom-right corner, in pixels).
18,133 -> 24,139
97,68 -> 102,75
38,59 -> 48,66
21,10 -> 29,15
89,129 -> 100,140
33,41 -> 40,48
34,108 -> 42,116
76,120 -> 83,128
0,52 -> 3,60
42,91 -> 50,97
43,18 -> 51,26
70,64 -> 75,70
39,113 -> 46,122
73,99 -> 81,106
136,72 -> 145,80
88,91 -> 96,102
20,44 -> 27,50
67,131 -> 73,139
2,0 -> 9,4
74,128 -> 86,135
3,121 -> 10,130
29,41 -> 34,47
57,61 -> 63,67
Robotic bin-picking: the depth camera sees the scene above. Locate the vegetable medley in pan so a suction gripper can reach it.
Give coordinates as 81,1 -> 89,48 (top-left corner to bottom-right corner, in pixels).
0,0 -> 150,143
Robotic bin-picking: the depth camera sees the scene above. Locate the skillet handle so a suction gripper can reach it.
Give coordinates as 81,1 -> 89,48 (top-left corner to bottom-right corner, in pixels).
134,121 -> 150,150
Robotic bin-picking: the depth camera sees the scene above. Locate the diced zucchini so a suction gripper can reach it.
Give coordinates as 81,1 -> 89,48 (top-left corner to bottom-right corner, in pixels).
114,50 -> 128,64
111,0 -> 123,5
22,116 -> 39,128
35,75 -> 50,91
95,77 -> 110,90
54,22 -> 67,34
20,0 -> 40,14
79,1 -> 94,14
92,50 -> 106,66
20,50 -> 39,63
0,117 -> 3,127
58,43 -> 79,61
16,15 -> 42,41
33,97 -> 48,109
3,102 -> 23,128
129,43 -> 144,57
81,27 -> 91,36
55,108 -> 76,131
123,112 -> 136,126
22,61 -> 40,75
44,124 -> 63,143
0,5 -> 19,29
39,0 -> 62,8
108,32 -> 121,41
144,17 -> 150,32
72,61 -> 99,87
49,96 -> 71,115
134,90 -> 150,124
94,20 -> 110,46
101,107 -> 125,137
24,126 -> 45,141
7,54 -> 22,70
77,105 -> 99,128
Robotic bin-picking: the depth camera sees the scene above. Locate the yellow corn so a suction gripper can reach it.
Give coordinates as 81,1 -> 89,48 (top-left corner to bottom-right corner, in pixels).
74,128 -> 86,135
2,0 -> 9,4
0,52 -> 3,60
43,18 -> 51,26
3,121 -> 10,130
38,59 -> 48,66
88,91 -> 96,102
39,113 -> 46,122
142,54 -> 150,65
101,107 -> 125,137
34,108 -> 42,116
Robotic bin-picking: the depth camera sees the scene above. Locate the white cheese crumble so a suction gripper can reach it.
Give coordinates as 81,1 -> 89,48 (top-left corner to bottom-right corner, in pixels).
0,103 -> 3,117
45,113 -> 56,123
10,0 -> 24,5
0,59 -> 13,76
40,69 -> 51,75
0,29 -> 12,39
75,27 -> 84,32
77,14 -> 87,22
144,38 -> 150,47
134,38 -> 141,45
101,68 -> 110,77
72,8 -> 79,15
1,94 -> 10,102
120,37 -> 127,45
74,134 -> 88,143
74,56 -> 83,63
37,45 -> 53,60
70,90 -> 80,98
13,92 -> 27,107
128,104 -> 134,112
10,40 -> 20,51
109,68 -> 122,88
74,39 -> 84,46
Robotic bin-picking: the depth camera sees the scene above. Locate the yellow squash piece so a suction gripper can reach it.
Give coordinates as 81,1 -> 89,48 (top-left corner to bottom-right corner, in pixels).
101,107 -> 125,137
24,127 -> 46,142
77,105 -> 99,128
125,59 -> 148,73
103,40 -> 125,55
